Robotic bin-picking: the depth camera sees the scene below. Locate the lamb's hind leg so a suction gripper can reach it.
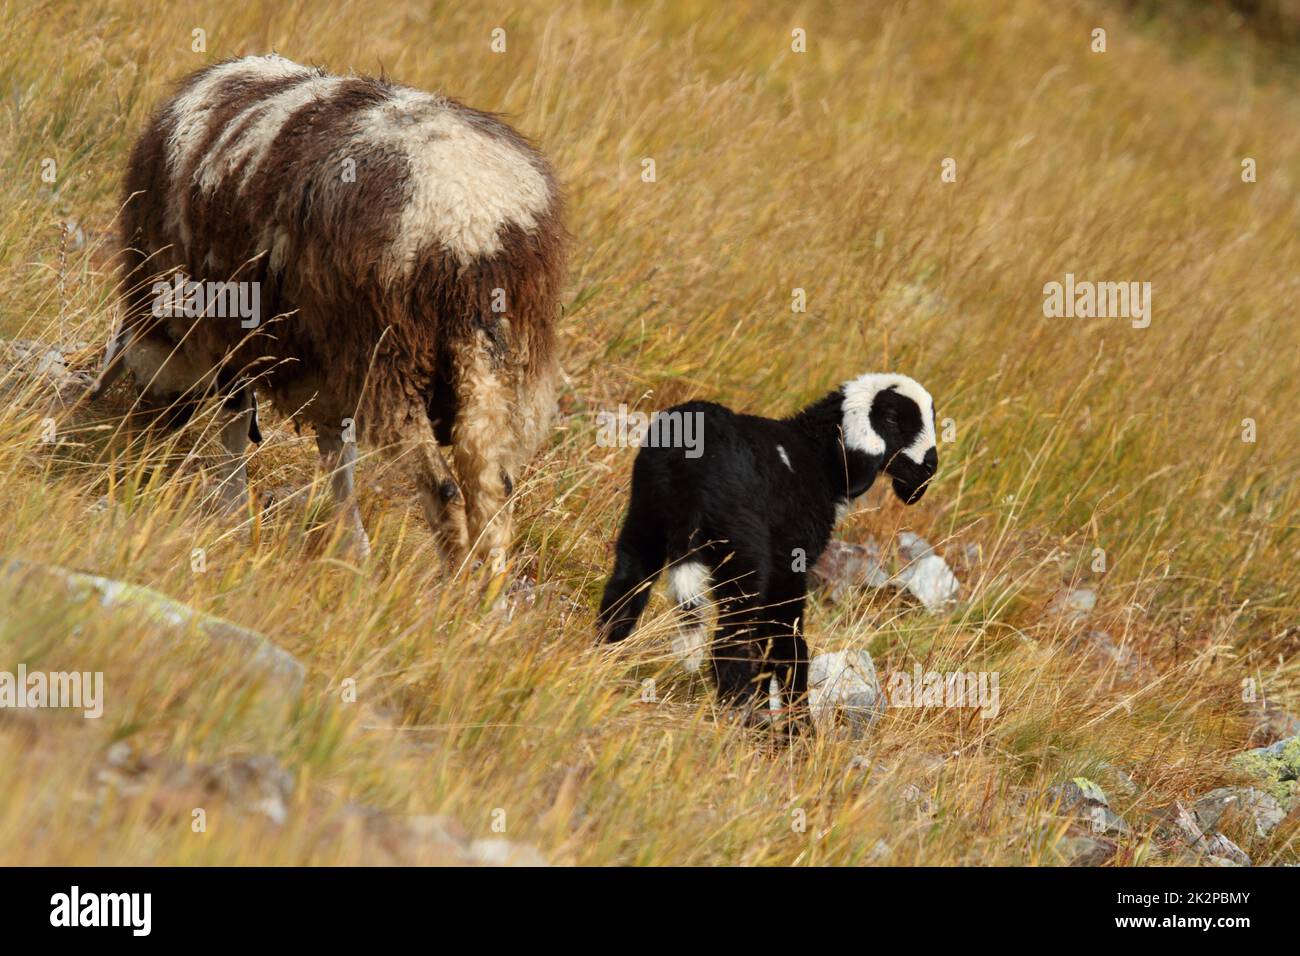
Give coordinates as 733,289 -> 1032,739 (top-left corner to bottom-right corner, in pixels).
667,561 -> 712,672
316,422 -> 371,560
709,555 -> 772,718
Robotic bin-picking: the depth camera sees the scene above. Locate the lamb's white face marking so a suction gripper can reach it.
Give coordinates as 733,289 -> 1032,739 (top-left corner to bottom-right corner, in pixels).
195,75 -> 347,196
776,444 -> 793,472
840,373 -> 936,464
668,561 -> 711,673
361,87 -> 553,270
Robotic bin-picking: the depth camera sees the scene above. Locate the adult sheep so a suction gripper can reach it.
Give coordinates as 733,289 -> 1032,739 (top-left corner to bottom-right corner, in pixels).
92,54 -> 566,564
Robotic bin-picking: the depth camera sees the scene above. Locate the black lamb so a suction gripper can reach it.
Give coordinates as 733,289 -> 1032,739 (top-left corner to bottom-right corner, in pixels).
596,373 -> 939,726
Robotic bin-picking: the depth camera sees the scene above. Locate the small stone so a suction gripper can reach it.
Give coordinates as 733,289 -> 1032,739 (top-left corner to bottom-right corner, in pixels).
203,755 -> 295,826
897,532 -> 935,562
807,649 -> 884,735
1202,832 -> 1251,867
891,535 -> 960,612
1048,777 -> 1109,811
406,814 -> 470,848
1062,834 -> 1117,867
1052,588 -> 1096,622
1150,802 -> 1252,866
812,539 -> 889,602
898,783 -> 936,818
467,838 -> 550,867
105,741 -> 134,769
866,838 -> 892,863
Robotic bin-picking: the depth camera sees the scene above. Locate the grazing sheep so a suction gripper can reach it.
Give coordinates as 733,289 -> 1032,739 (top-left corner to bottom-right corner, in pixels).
596,373 -> 938,726
91,54 -> 566,563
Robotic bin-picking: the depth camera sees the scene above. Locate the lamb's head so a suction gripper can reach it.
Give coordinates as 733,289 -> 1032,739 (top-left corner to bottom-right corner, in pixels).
840,373 -> 938,505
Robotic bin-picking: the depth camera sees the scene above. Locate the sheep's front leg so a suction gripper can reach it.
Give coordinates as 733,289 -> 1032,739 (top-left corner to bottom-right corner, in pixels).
213,387 -> 259,514
316,425 -> 371,561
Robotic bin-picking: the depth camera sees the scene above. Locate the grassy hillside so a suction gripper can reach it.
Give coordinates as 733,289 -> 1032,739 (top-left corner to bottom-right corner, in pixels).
0,0 -> 1296,864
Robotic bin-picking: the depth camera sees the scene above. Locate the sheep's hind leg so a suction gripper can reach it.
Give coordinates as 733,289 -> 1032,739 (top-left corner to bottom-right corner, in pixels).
316,424 -> 371,561
399,404 -> 469,566
449,333 -> 517,569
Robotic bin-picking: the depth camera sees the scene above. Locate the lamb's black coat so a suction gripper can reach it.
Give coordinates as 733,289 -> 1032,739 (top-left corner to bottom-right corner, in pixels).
596,382 -> 938,726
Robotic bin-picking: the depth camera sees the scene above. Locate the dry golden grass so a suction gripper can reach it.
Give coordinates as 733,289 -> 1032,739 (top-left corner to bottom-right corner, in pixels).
0,0 -> 1297,865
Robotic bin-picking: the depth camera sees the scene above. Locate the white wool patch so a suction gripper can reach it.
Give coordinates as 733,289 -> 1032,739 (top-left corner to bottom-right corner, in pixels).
840,373 -> 936,463
668,561 -> 711,606
776,444 -> 793,471
195,75 -> 348,196
166,55 -> 312,179
668,561 -> 711,672
360,86 -> 553,269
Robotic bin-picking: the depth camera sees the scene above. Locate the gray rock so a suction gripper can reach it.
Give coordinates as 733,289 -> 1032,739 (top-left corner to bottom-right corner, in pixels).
0,558 -> 303,694
1084,805 -> 1131,837
205,755 -> 295,825
897,532 -> 936,562
1150,801 -> 1252,866
1233,735 -> 1300,802
1097,762 -> 1139,797
812,539 -> 890,602
1062,834 -> 1117,867
405,814 -> 470,848
812,534 -> 961,612
897,783 -> 936,818
891,534 -> 960,612
1047,778 -> 1130,836
1202,832 -> 1251,867
1048,777 -> 1109,810
807,649 -> 884,734
1194,787 -> 1287,838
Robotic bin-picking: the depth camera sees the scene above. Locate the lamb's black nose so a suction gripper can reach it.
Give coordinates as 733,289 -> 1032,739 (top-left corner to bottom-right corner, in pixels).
923,447 -> 938,472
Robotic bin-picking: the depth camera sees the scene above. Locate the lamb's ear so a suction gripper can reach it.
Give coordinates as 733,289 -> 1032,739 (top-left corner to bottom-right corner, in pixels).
844,446 -> 882,499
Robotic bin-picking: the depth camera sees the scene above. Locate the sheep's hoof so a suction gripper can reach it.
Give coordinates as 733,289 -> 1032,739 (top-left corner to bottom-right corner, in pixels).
342,529 -> 372,563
